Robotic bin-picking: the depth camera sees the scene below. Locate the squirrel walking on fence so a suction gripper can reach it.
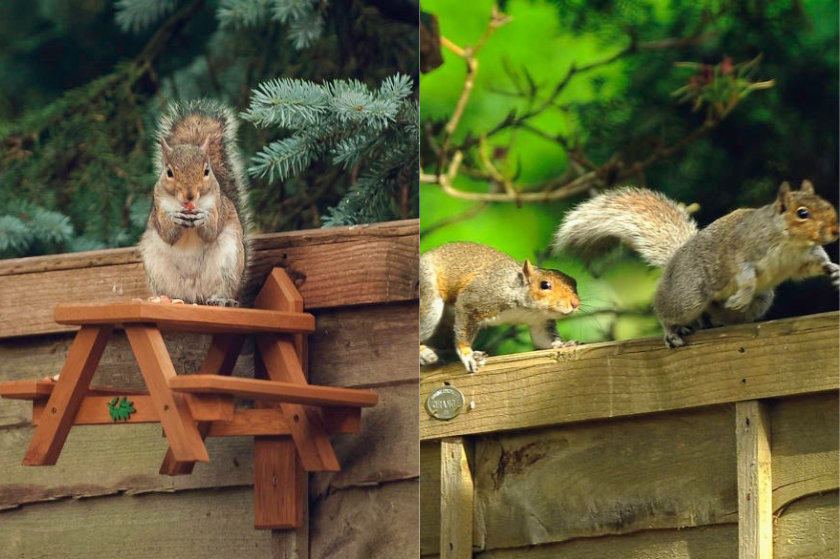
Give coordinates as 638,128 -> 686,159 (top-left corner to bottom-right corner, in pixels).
420,242 -> 581,373
139,99 -> 251,306
553,181 -> 839,347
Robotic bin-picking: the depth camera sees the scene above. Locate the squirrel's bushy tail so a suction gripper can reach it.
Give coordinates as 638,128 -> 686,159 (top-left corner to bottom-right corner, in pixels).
553,187 -> 698,267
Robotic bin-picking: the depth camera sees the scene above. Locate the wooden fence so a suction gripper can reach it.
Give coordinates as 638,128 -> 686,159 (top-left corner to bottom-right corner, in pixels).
420,312 -> 839,558
0,219 -> 419,559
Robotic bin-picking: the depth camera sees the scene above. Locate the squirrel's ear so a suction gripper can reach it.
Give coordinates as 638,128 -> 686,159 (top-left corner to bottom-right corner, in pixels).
200,135 -> 211,156
159,138 -> 172,162
522,259 -> 535,281
776,181 -> 792,213
800,179 -> 815,194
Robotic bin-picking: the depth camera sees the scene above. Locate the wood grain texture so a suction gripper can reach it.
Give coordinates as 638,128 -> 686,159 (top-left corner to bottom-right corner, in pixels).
0,486 -> 274,558
774,492 -> 838,558
471,524 -> 738,558
472,406 -> 738,551
441,437 -> 474,559
308,301 -> 419,388
0,424 -> 254,510
0,219 -> 418,338
23,326 -> 112,465
309,479 -> 420,559
421,442 -> 442,556
736,400 -> 772,559
420,312 -> 839,440
770,393 -> 839,511
54,302 -> 315,334
169,374 -> 378,407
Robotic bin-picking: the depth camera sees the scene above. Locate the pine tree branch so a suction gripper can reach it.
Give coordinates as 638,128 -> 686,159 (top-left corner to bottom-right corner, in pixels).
135,0 -> 206,68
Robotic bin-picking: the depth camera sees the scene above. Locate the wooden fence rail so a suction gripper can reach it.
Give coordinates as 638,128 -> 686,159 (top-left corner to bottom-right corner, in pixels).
420,312 -> 839,558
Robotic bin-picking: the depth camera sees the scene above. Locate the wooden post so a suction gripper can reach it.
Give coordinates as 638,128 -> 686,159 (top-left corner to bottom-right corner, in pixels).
253,268 -> 311,542
23,325 -> 112,465
736,400 -> 773,559
441,436 -> 473,559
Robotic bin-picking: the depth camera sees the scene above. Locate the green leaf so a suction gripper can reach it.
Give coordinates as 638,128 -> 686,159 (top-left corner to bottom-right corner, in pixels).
108,396 -> 137,422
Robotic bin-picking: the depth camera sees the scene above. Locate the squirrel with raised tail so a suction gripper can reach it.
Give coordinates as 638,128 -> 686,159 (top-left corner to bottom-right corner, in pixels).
139,99 -> 251,306
553,181 -> 839,348
420,242 -> 581,373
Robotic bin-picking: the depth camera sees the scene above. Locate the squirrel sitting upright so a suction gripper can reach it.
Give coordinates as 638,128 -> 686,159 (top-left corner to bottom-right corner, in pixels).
553,181 -> 839,347
420,242 -> 581,373
139,99 -> 250,306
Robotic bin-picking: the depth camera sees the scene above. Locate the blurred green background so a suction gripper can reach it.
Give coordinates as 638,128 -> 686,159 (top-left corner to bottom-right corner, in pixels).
420,0 -> 839,354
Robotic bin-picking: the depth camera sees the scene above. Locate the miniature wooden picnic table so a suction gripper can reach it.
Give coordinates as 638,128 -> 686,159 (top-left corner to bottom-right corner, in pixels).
0,268 -> 377,529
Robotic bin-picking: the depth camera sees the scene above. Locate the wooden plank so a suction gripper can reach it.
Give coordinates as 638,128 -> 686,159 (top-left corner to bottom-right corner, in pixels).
33,395 -> 158,424
0,379 -> 146,400
469,406 -> 738,551
185,394 -> 234,421
0,424 -> 255,510
736,401 -> 772,559
0,487 -> 274,557
470,524 -> 738,558
309,301 -> 419,387
440,437 -> 474,559
420,312 -> 839,440
310,479 -> 420,559
774,491 -> 838,558
421,443 -> 442,556
22,326 -> 112,465
169,374 -> 378,407
770,393 -> 839,510
0,219 -> 418,338
54,302 -> 315,335
254,435 -> 305,529
124,325 -> 209,463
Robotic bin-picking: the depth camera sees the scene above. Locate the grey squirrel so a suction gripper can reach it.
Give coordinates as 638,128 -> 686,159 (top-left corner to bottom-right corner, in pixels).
420,242 -> 581,373
138,99 -> 251,306
553,181 -> 840,347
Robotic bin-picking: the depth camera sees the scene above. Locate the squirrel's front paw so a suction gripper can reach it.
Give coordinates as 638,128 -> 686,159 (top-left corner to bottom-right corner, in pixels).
170,210 -> 207,228
724,290 -> 753,311
551,339 -> 579,349
457,348 -> 486,373
824,262 -> 840,287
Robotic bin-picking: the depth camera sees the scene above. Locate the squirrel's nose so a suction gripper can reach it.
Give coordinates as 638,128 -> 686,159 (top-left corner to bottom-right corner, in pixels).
185,192 -> 195,201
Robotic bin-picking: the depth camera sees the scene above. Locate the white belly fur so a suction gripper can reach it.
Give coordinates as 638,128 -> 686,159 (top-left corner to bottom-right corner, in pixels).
139,224 -> 242,302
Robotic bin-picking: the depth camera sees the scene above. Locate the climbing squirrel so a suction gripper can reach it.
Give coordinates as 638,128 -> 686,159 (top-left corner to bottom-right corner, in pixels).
420,242 -> 581,373
139,99 -> 251,306
553,181 -> 839,347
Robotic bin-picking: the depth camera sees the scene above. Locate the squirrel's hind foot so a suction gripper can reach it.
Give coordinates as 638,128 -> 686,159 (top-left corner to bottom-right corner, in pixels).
205,297 -> 240,307
420,345 -> 440,367
664,325 -> 693,348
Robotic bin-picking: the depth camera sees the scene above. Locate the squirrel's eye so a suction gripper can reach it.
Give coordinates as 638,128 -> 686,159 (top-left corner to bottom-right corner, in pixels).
796,207 -> 809,219
203,166 -> 210,177
166,168 -> 173,178
540,280 -> 551,290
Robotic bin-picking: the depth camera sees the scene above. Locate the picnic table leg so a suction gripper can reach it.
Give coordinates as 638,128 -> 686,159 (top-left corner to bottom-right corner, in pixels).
23,325 -> 112,465
125,324 -> 209,463
159,333 -> 245,475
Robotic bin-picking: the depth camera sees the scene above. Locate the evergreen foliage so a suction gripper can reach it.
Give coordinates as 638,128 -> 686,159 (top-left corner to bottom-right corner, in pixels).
0,1 -> 417,258
218,0 -> 324,49
243,73 -> 418,225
